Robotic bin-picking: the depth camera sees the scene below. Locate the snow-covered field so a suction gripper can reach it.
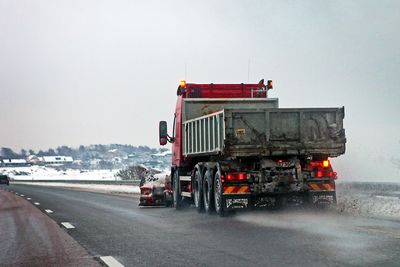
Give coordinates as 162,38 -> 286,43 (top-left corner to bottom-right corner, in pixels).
0,166 -> 119,181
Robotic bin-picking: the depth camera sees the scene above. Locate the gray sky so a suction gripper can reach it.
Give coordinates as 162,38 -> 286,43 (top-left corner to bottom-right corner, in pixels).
1,0 -> 399,181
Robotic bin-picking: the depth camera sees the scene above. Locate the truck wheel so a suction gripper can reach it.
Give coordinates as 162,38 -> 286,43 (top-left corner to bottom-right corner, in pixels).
203,169 -> 214,214
194,170 -> 204,212
173,171 -> 182,210
164,192 -> 173,207
214,171 -> 225,217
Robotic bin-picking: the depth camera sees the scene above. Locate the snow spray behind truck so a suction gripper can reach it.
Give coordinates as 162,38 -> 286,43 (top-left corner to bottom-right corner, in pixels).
159,80 -> 346,216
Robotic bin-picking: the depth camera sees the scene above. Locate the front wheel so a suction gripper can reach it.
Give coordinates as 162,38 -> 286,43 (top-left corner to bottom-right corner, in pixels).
173,171 -> 182,210
214,171 -> 225,217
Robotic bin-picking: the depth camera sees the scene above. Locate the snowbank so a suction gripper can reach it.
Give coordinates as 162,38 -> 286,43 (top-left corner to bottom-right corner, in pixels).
0,166 -> 119,181
14,182 -> 140,195
336,182 -> 400,219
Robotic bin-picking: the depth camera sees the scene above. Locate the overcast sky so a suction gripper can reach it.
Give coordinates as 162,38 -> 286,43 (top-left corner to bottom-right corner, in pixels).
1,0 -> 399,181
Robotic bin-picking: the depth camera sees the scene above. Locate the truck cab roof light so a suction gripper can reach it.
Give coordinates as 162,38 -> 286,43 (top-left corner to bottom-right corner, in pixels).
323,160 -> 330,168
179,80 -> 186,88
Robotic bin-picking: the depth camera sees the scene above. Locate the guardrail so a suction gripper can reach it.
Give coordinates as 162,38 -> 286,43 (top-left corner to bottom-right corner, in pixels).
11,180 -> 141,185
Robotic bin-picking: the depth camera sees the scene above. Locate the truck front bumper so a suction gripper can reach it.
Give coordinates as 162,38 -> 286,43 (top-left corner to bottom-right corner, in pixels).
139,194 -> 165,206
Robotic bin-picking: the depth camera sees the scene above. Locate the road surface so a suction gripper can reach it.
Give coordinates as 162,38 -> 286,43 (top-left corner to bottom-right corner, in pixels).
2,184 -> 400,267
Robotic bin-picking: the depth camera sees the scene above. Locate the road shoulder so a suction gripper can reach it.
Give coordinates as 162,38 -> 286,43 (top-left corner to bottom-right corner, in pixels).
0,187 -> 101,266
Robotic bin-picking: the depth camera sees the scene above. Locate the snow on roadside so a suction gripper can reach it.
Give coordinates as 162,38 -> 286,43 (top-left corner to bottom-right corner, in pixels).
336,182 -> 400,219
0,166 -> 119,181
15,182 -> 140,195
1,166 -> 139,196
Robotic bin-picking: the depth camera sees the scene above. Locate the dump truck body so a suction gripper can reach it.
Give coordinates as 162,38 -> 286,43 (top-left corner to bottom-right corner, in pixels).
181,98 -> 345,158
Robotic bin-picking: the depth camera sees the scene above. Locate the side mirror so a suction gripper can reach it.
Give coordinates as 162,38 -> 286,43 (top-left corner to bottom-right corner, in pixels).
159,121 -> 168,145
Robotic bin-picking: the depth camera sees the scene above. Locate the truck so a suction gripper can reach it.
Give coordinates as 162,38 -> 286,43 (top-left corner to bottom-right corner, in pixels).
139,172 -> 173,207
159,80 -> 346,216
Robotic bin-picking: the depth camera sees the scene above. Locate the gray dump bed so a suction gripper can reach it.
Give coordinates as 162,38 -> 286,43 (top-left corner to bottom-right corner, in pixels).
182,99 -> 346,157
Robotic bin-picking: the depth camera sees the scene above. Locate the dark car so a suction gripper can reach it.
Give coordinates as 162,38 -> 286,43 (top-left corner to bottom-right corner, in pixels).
0,175 -> 10,185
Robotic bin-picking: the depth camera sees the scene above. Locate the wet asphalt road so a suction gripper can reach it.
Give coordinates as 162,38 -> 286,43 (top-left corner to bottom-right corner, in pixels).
3,184 -> 400,267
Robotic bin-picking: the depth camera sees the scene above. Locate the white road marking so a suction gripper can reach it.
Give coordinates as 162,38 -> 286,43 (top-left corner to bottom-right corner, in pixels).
34,202 -> 40,205
99,256 -> 125,267
45,209 -> 53,214
27,198 -> 31,200
61,222 -> 75,229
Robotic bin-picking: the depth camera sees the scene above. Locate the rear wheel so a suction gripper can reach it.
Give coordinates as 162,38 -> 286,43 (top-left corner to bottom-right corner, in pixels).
194,169 -> 204,212
203,169 -> 214,214
214,171 -> 225,217
173,171 -> 182,210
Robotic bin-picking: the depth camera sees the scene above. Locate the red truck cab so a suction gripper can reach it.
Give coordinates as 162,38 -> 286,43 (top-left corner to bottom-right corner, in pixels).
170,80 -> 272,167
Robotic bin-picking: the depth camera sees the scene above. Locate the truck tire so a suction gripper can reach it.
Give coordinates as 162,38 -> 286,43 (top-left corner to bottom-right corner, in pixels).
214,171 -> 225,217
203,169 -> 214,214
194,169 -> 204,213
173,171 -> 182,210
164,192 -> 173,207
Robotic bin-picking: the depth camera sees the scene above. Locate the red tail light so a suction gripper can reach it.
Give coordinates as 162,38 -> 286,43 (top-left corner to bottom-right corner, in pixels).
226,173 -> 247,181
314,171 -> 337,179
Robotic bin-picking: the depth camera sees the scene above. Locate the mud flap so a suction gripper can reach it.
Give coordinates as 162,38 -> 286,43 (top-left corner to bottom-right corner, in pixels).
308,191 -> 337,206
223,195 -> 251,210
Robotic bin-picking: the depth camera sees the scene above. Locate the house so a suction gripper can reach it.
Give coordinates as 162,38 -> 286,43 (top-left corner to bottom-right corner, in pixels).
41,156 -> 73,166
27,155 -> 41,165
0,158 -> 29,167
